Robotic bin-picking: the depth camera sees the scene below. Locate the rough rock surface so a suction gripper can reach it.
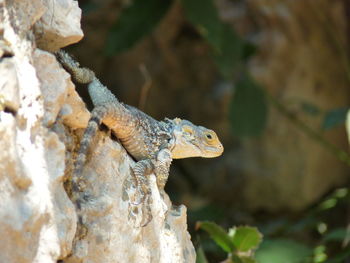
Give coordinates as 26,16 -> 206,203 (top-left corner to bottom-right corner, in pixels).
0,0 -> 195,262
65,131 -> 195,263
34,0 -> 84,51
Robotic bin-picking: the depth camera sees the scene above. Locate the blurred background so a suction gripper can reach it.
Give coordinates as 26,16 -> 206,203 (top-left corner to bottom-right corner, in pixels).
67,0 -> 350,262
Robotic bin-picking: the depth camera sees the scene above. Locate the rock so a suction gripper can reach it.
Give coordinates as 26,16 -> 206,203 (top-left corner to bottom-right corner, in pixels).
0,57 -> 20,113
60,78 -> 90,130
64,132 -> 196,263
34,0 -> 84,51
33,49 -> 89,128
34,49 -> 69,126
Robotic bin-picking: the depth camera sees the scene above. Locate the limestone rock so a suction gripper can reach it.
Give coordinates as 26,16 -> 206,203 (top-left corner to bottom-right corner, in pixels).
0,1 -> 78,261
0,57 -> 20,112
34,49 -> 69,126
33,49 -> 89,128
64,132 -> 196,263
34,0 -> 84,51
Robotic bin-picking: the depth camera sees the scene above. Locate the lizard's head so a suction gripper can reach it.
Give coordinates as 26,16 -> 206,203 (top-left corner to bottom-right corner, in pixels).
170,118 -> 224,159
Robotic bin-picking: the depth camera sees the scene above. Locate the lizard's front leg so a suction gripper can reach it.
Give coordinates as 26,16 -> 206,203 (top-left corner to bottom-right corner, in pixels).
131,149 -> 172,204
154,149 -> 172,190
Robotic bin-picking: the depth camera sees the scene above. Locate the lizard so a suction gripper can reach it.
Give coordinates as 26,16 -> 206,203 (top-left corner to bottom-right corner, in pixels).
55,50 -> 224,227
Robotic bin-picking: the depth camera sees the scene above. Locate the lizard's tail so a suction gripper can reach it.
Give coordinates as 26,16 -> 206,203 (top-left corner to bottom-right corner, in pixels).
56,50 -> 119,106
72,108 -> 104,192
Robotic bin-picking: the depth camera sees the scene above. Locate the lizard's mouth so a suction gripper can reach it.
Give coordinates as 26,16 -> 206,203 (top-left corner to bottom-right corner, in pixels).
170,138 -> 202,159
195,140 -> 224,158
171,139 -> 223,159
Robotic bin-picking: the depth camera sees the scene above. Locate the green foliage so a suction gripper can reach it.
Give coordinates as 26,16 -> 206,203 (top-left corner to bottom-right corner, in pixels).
255,239 -> 312,263
181,0 -> 243,78
196,246 -> 209,263
196,221 -> 235,253
197,221 -> 263,262
213,24 -> 243,78
105,0 -> 173,55
181,0 -> 222,48
322,228 -> 349,243
229,74 -> 267,137
230,226 -> 263,252
300,102 -> 321,116
322,108 -> 348,130
316,188 -> 348,212
181,0 -> 267,136
254,187 -> 350,263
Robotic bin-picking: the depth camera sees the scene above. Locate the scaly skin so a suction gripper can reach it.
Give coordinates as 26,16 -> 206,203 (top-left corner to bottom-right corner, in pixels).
56,50 -> 224,226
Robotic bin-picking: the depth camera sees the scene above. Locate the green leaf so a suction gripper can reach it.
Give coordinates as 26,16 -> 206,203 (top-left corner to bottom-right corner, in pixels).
230,255 -> 257,263
300,101 -> 321,116
181,0 -> 243,78
213,24 -> 243,78
196,221 -> 235,253
239,257 -> 257,263
181,0 -> 222,48
322,108 -> 348,130
229,74 -> 268,137
230,254 -> 243,263
231,226 -> 262,252
256,239 -> 312,263
105,0 -> 173,55
322,228 -> 349,243
196,246 -> 209,263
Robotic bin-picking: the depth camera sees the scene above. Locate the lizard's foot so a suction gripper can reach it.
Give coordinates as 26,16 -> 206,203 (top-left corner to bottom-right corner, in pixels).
154,149 -> 172,189
130,181 -> 151,205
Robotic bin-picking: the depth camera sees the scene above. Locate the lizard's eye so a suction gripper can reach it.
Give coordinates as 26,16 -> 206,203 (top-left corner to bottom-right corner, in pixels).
205,131 -> 217,144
